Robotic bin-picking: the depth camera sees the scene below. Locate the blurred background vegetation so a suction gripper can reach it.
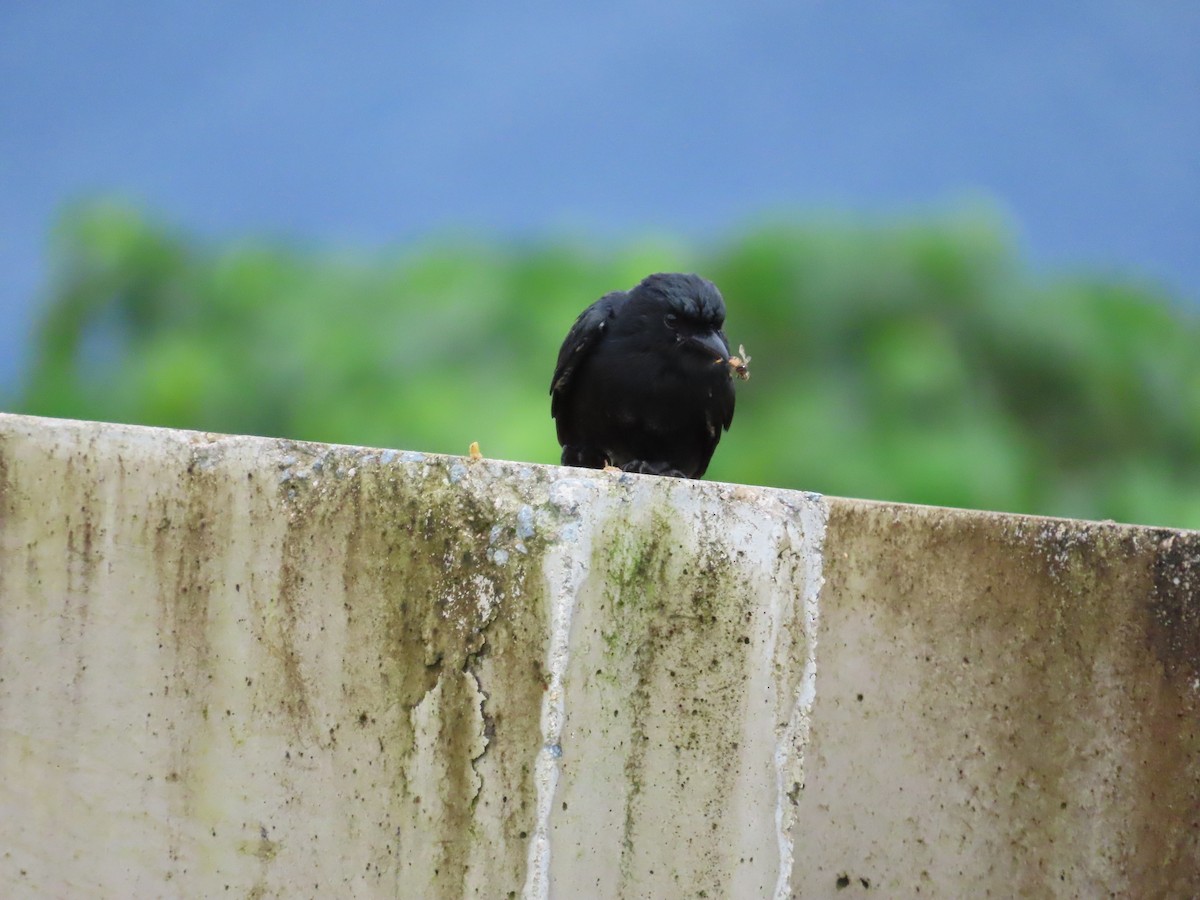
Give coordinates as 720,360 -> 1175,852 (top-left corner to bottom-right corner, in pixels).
14,200 -> 1200,530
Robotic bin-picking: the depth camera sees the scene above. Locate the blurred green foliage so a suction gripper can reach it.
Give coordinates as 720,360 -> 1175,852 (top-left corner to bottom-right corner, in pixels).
17,200 -> 1200,529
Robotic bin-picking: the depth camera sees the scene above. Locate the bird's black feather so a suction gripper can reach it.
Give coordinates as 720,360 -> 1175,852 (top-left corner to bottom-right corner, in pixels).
550,273 -> 737,479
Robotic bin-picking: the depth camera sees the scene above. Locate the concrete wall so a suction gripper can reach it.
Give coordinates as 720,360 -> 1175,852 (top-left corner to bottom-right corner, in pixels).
0,413 -> 1195,898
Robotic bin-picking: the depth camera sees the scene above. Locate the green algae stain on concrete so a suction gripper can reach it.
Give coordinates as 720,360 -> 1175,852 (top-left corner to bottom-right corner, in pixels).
569,490 -> 759,897
271,446 -> 550,898
597,507 -> 674,660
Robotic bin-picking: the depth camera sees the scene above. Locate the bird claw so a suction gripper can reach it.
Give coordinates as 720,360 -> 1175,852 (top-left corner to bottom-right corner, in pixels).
620,459 -> 687,478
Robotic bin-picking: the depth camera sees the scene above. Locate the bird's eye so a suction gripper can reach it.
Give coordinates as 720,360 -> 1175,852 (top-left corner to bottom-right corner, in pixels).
664,313 -> 678,328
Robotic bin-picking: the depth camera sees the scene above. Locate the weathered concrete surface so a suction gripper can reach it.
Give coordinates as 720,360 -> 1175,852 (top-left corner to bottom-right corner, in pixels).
795,501 -> 1200,898
0,414 -> 823,898
0,412 -> 1196,898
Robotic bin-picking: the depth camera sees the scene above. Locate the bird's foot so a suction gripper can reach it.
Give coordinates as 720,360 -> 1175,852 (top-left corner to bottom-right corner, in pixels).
620,459 -> 688,478
561,445 -> 608,469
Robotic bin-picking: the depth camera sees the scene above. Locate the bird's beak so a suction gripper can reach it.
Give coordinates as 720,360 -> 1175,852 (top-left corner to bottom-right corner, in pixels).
688,329 -> 730,364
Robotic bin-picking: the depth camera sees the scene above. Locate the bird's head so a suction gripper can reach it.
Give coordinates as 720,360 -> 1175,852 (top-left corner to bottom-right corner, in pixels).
631,272 -> 731,365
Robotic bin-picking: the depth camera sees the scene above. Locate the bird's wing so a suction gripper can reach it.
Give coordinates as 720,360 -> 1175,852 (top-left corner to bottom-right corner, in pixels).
549,291 -> 625,420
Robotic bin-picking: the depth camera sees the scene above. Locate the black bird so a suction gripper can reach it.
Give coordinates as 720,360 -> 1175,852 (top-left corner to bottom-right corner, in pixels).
550,272 -> 737,479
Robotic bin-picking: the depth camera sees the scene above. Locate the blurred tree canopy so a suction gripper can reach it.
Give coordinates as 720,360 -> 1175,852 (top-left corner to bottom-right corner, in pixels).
17,200 -> 1200,530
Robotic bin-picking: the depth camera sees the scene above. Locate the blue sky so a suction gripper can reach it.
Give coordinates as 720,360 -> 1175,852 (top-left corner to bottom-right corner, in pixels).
2,2 -> 1197,391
